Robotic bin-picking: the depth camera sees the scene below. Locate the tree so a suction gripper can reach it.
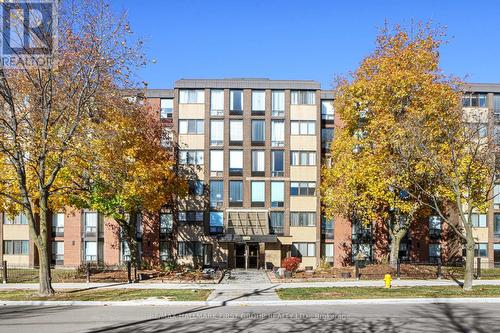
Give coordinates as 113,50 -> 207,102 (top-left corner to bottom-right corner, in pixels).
0,0 -> 144,295
322,23 -> 457,267
73,95 -> 187,270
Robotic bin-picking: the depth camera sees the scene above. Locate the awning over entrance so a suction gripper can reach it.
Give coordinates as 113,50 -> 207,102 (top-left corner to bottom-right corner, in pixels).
218,234 -> 277,243
226,210 -> 269,236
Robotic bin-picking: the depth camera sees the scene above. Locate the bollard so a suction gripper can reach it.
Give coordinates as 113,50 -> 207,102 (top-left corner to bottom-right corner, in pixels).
86,262 -> 91,283
127,261 -> 132,283
437,258 -> 442,280
396,259 -> 401,280
476,257 -> 481,280
2,260 -> 7,284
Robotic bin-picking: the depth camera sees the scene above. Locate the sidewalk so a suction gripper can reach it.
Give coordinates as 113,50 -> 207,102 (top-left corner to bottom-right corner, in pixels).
2,279 -> 500,290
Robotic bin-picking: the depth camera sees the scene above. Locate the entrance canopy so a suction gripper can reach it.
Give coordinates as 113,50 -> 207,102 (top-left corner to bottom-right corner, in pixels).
226,210 -> 269,235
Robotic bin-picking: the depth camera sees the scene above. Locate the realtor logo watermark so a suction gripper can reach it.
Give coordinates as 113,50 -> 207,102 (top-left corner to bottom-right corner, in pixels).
1,0 -> 57,68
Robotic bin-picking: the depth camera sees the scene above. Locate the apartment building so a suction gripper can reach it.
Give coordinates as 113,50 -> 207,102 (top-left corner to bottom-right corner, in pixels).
1,80 -> 499,269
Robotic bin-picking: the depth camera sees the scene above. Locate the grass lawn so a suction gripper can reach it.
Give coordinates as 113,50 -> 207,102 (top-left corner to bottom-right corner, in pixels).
277,285 -> 500,300
0,288 -> 212,301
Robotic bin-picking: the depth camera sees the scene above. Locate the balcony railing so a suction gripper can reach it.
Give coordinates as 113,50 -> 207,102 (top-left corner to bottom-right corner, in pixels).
269,226 -> 284,236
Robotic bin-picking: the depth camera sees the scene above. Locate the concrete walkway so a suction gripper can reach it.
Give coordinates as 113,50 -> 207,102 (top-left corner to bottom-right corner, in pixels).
2,277 -> 500,291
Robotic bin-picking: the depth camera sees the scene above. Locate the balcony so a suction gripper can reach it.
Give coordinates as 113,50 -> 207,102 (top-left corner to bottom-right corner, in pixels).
52,227 -> 64,237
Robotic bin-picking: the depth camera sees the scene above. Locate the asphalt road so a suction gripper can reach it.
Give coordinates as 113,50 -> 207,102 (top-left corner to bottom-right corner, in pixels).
1,302 -> 499,332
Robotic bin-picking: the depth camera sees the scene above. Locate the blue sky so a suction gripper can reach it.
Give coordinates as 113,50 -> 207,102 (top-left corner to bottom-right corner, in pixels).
111,0 -> 500,89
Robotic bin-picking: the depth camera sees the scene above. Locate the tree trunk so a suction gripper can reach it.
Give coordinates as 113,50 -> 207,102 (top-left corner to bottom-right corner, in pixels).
389,232 -> 402,268
36,195 -> 54,295
463,235 -> 475,291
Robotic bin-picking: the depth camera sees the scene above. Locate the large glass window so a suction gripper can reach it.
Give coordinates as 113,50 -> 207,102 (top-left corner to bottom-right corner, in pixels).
271,121 -> 284,147
495,213 -> 500,235
322,217 -> 334,240
251,181 -> 265,206
210,150 -> 224,176
291,91 -> 315,105
160,98 -> 173,119
252,90 -> 265,112
52,213 -> 64,236
462,93 -> 488,108
252,120 -> 265,144
291,212 -> 316,226
467,213 -> 487,228
321,100 -> 334,120
179,150 -> 204,166
270,212 -> 284,235
429,244 -> 441,262
159,242 -> 171,261
230,90 -> 243,112
494,94 -> 500,112
272,91 -> 285,117
85,241 -> 97,262
210,90 -> 224,115
322,243 -> 334,258
291,242 -> 315,257
291,151 -> 316,166
252,150 -> 265,175
179,211 -> 204,224
210,120 -> 224,146
178,241 -> 202,257
3,240 -> 29,255
188,180 -> 204,196
84,212 -> 98,234
180,90 -> 204,104
230,120 -> 243,143
229,150 -> 243,175
290,121 -> 315,135
229,181 -> 243,206
322,128 -> 334,149
271,181 -> 284,207
52,241 -> 64,262
428,216 -> 442,238
494,185 -> 500,207
475,243 -> 488,257
3,213 -> 27,225
210,181 -> 223,208
271,150 -> 284,177
179,119 -> 204,134
290,182 -> 316,196
210,212 -> 224,234
160,213 -> 173,236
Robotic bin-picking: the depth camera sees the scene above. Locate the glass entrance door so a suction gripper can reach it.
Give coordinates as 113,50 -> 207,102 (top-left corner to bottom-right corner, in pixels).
235,244 -> 246,268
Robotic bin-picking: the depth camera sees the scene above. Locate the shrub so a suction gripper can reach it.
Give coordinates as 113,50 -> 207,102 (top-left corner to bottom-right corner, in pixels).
282,257 -> 301,272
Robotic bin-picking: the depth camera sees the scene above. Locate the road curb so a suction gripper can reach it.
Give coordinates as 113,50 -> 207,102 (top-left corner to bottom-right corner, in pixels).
2,297 -> 500,307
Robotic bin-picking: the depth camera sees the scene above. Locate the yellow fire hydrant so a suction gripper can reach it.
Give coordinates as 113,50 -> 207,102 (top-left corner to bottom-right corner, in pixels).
384,274 -> 392,288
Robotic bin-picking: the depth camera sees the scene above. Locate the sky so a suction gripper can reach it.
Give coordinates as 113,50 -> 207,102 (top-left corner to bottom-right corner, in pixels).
110,0 -> 500,90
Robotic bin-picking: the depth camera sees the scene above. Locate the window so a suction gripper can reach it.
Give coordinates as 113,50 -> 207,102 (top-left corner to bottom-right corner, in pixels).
52,213 -> 64,236
290,182 -> 316,196
494,185 -> 500,207
210,120 -> 224,146
179,211 -> 204,224
291,151 -> 316,166
270,212 -> 284,235
52,241 -> 64,262
179,119 -> 204,134
495,213 -> 500,235
290,121 -> 315,135
322,128 -> 334,149
229,150 -> 243,175
210,90 -> 224,115
210,150 -> 224,176
179,150 -> 204,166
178,241 -> 202,257
84,212 -> 98,234
229,181 -> 243,206
429,244 -> 441,262
210,180 -> 223,208
210,212 -> 224,234
467,213 -> 487,228
85,241 -> 97,262
428,216 -> 442,238
321,100 -> 334,120
271,181 -> 284,207
251,181 -> 265,206
494,94 -> 500,112
322,243 -> 334,258
322,217 -> 334,240
160,98 -> 173,119
230,90 -> 243,112
462,93 -> 487,108
272,91 -> 285,117
161,127 -> 172,148
252,90 -> 265,113
3,240 -> 29,255
230,120 -> 243,144
271,150 -> 284,177
271,121 -> 284,147
291,212 -> 316,226
252,120 -> 265,144
475,243 -> 488,257
291,242 -> 315,257
159,242 -> 171,261
160,213 -> 173,236
252,150 -> 265,175
3,213 -> 27,225
180,90 -> 204,104
291,91 -> 315,105
188,180 -> 204,196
